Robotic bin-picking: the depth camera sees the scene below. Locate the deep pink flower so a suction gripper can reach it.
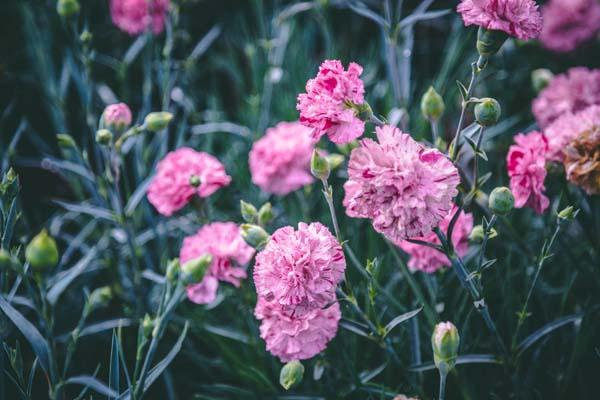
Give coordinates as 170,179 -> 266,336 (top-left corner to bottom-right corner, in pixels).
255,297 -> 340,362
395,207 -> 473,274
109,0 -> 169,36
253,222 -> 345,312
147,148 -> 231,216
532,68 -> 600,128
103,103 -> 132,131
507,131 -> 549,214
180,222 -> 255,304
343,125 -> 460,242
297,60 -> 366,144
249,121 -> 317,195
544,105 -> 600,161
457,0 -> 543,40
539,0 -> 600,53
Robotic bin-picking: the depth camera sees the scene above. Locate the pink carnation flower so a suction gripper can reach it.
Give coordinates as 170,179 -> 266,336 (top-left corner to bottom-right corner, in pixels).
147,148 -> 231,216
249,121 -> 316,195
255,297 -> 340,362
532,68 -> 600,128
180,222 -> 255,304
506,131 -> 549,214
539,0 -> 600,53
395,207 -> 473,274
544,105 -> 600,162
343,125 -> 460,242
103,103 -> 132,131
297,60 -> 366,144
109,0 -> 170,36
457,0 -> 543,40
253,222 -> 345,312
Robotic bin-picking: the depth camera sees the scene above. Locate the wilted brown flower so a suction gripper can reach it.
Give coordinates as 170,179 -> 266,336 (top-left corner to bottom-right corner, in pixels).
563,127 -> 600,195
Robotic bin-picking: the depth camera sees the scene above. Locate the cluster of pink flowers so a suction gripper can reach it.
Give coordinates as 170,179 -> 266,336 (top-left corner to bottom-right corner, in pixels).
297,60 -> 366,144
180,222 -> 255,304
343,125 -> 460,242
539,0 -> 600,53
456,0 -> 543,40
395,207 -> 473,273
147,147 -> 231,216
544,105 -> 600,162
249,122 -> 316,195
109,0 -> 170,36
253,222 -> 345,361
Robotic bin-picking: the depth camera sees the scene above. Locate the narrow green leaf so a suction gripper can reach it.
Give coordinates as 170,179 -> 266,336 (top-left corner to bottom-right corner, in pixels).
64,375 -> 119,397
409,354 -> 501,372
109,330 -> 120,398
383,307 -> 423,338
46,248 -> 97,305
517,314 -> 582,355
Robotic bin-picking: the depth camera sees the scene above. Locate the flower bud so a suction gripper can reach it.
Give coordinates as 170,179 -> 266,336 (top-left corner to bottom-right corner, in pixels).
469,225 -> 497,243
165,258 -> 180,283
142,314 -> 154,337
57,0 -> 80,18
474,98 -> 501,127
87,286 -> 112,312
240,200 -> 258,224
476,27 -> 508,58
336,141 -> 358,156
421,86 -> 445,122
79,30 -> 92,46
0,168 -> 19,199
0,249 -> 12,270
326,154 -> 345,170
557,205 -> 578,221
257,202 -> 273,226
180,254 -> 212,285
280,360 -> 304,390
240,224 -> 270,251
311,149 -> 330,181
489,187 -> 514,216
25,230 -> 59,273
144,112 -> 173,132
432,321 -> 460,372
102,103 -> 132,133
95,129 -> 113,146
189,175 -> 201,188
531,69 -> 554,93
56,134 -> 77,149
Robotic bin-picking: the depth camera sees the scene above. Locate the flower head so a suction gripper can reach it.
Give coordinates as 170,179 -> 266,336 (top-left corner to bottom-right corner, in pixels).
343,125 -> 460,242
253,222 -> 345,312
297,60 -> 366,144
110,0 -> 169,36
103,103 -> 132,132
180,222 -> 255,304
457,0 -> 542,40
539,0 -> 600,53
249,122 -> 316,195
563,118 -> 600,195
506,131 -> 549,214
147,148 -> 231,216
544,105 -> 600,162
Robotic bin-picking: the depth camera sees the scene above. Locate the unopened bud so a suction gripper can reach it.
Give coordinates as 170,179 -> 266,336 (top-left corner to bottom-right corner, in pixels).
489,187 -> 514,216
56,134 -> 77,149
142,314 -> 154,337
474,98 -> 501,127
0,168 -> 19,199
87,286 -> 112,312
165,258 -> 180,283
531,69 -> 554,93
240,200 -> 258,223
240,224 -> 270,251
280,360 -> 304,390
181,254 -> 212,285
57,0 -> 80,18
25,230 -> 59,273
469,225 -> 497,243
421,86 -> 445,122
432,321 -> 460,373
79,30 -> 92,46
257,202 -> 273,226
557,205 -> 578,221
144,112 -> 173,132
102,103 -> 132,133
311,150 -> 330,181
326,154 -> 345,170
476,27 -> 508,58
95,129 -> 113,146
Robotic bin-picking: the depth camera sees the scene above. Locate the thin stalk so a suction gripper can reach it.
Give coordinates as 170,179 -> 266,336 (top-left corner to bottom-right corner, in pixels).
438,369 -> 447,400
320,178 -> 342,242
472,125 -> 485,193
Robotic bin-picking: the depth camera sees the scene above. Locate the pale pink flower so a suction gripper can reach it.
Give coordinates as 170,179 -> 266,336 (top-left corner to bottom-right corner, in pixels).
109,0 -> 169,36
297,60 -> 366,144
249,121 -> 316,195
395,207 -> 473,274
103,103 -> 132,131
255,297 -> 340,362
457,0 -> 543,40
180,222 -> 255,304
532,68 -> 600,128
343,125 -> 460,242
147,148 -> 231,216
539,0 -> 600,53
253,222 -> 345,312
544,105 -> 600,161
506,131 -> 549,214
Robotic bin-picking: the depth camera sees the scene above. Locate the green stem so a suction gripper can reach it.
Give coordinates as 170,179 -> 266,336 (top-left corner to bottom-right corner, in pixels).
438,369 -> 448,400
320,178 -> 342,242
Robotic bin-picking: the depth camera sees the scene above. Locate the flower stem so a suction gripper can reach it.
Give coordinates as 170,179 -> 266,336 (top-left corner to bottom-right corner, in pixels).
320,178 -> 342,242
438,369 -> 448,400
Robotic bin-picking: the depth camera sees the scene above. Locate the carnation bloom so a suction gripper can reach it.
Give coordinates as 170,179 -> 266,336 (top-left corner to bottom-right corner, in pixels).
147,148 -> 231,216
544,105 -> 600,161
506,131 -> 550,214
249,121 -> 316,195
343,125 -> 460,242
255,297 -> 340,362
253,222 -> 345,312
395,207 -> 473,273
564,125 -> 600,195
532,68 -> 600,128
109,0 -> 170,36
180,222 -> 255,304
457,0 -> 543,40
539,0 -> 600,53
103,103 -> 132,131
297,60 -> 366,144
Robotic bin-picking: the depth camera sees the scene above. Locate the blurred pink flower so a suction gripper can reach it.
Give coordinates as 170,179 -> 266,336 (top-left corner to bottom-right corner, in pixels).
507,131 -> 549,214
147,147 -> 231,216
544,105 -> 600,162
103,103 -> 132,131
532,67 -> 600,128
395,207 -> 473,274
255,297 -> 340,362
343,125 -> 460,242
457,0 -> 543,40
249,121 -> 316,195
180,222 -> 255,304
539,0 -> 600,53
109,0 -> 170,36
253,222 -> 345,312
297,60 -> 366,144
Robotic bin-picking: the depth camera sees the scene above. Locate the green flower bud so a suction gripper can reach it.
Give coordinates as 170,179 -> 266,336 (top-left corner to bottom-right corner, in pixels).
432,321 -> 460,373
79,30 -> 92,46
181,254 -> 212,285
240,224 -> 270,251
87,286 -> 112,312
469,225 -> 485,243
311,150 -> 330,181
144,112 -> 173,132
95,129 -> 113,146
0,168 -> 19,199
257,202 -> 273,226
165,258 -> 180,283
489,187 -> 514,216
240,200 -> 258,224
474,98 -> 501,127
57,0 -> 80,18
336,141 -> 358,156
56,134 -> 77,149
25,230 -> 59,273
354,102 -> 374,122
531,68 -> 554,93
326,154 -> 345,170
142,314 -> 154,338
189,175 -> 201,188
557,205 -> 578,221
0,249 -> 12,270
476,27 -> 508,58
421,86 -> 445,122
280,360 -> 304,390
